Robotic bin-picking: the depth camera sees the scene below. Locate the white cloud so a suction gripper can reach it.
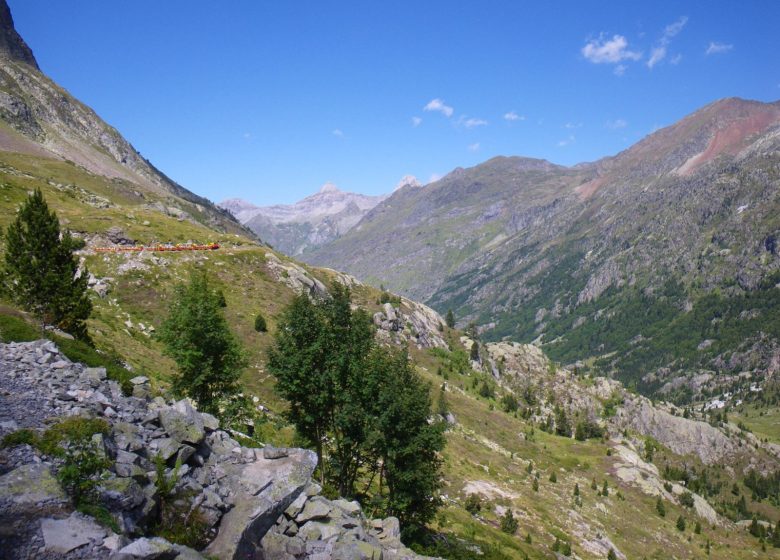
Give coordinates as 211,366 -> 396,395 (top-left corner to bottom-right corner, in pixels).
503,111 -> 525,122
581,34 -> 641,64
468,142 -> 480,152
664,16 -> 688,39
647,46 -> 667,69
648,16 -> 687,68
424,98 -> 454,117
462,117 -> 488,128
706,41 -> 733,55
428,173 -> 442,184
564,122 -> 582,129
242,132 -> 252,139
332,128 -> 344,138
411,116 -> 422,127
606,119 -> 628,129
670,54 -> 683,65
613,64 -> 627,76
557,135 -> 575,147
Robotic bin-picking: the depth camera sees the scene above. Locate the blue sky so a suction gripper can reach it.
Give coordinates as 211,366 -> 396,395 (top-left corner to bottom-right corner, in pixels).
10,1 -> 780,205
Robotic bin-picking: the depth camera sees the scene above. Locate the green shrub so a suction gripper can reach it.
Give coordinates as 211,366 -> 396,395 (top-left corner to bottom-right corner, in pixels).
254,313 -> 267,332
1,428 -> 39,448
464,493 -> 482,515
499,509 -> 518,534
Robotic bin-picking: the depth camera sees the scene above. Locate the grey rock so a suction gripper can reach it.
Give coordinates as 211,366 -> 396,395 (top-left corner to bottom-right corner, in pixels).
159,400 -> 205,445
0,463 -> 66,504
296,497 -> 332,523
262,445 -> 289,460
112,537 -> 177,559
40,513 -> 106,554
204,449 -> 316,560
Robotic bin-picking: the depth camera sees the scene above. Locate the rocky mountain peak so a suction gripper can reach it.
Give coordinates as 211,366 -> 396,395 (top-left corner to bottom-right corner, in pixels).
318,182 -> 341,194
0,0 -> 38,69
394,175 -> 422,191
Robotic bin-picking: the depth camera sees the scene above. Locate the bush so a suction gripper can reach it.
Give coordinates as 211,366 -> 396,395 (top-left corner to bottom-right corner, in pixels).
676,515 -> 686,531
464,493 -> 482,515
39,418 -> 111,506
254,313 -> 267,332
1,428 -> 38,448
499,509 -> 518,534
679,491 -> 695,508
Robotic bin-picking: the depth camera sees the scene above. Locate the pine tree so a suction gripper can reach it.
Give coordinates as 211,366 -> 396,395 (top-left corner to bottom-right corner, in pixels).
445,309 -> 455,328
254,313 -> 267,332
159,271 -> 246,415
656,496 -> 666,517
436,383 -> 448,417
601,480 -> 609,497
470,340 -> 479,361
500,509 -> 518,534
676,515 -> 686,532
2,188 -> 91,339
607,548 -> 617,560
573,483 -> 580,497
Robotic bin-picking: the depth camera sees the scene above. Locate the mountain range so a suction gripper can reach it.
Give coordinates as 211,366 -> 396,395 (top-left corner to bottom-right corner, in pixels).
305,97 -> 780,397
220,176 -> 422,255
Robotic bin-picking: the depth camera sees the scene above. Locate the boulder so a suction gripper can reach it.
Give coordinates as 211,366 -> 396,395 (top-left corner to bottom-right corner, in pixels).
111,536 -> 177,559
159,400 -> 205,445
296,497 -> 333,523
0,463 -> 65,504
40,512 -> 106,554
204,448 -> 316,560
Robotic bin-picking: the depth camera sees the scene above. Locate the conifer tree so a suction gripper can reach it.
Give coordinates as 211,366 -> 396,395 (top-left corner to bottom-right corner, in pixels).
159,271 -> 246,414
445,309 -> 455,328
2,188 -> 91,339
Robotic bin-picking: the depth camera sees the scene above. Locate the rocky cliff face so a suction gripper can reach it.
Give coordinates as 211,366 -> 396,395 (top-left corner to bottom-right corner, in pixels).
0,0 -> 38,69
0,340 -> 431,559
221,182 -> 391,256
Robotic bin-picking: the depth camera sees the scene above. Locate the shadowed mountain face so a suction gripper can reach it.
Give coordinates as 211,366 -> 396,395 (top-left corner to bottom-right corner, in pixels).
0,0 -> 247,236
307,98 -> 780,395
0,0 -> 37,69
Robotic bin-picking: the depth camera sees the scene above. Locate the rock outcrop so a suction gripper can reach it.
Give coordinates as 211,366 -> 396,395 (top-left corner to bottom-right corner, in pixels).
0,340 -> 432,559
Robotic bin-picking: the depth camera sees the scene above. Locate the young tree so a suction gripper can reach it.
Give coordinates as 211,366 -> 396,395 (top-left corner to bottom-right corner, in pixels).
368,346 -> 445,536
254,313 -> 267,332
2,188 -> 91,339
445,309 -> 455,329
500,509 -> 518,534
470,340 -> 479,362
676,515 -> 686,532
159,271 -> 246,415
656,496 -> 666,517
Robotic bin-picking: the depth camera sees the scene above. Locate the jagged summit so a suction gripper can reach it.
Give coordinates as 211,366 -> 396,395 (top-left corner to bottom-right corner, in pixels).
394,175 -> 421,191
319,181 -> 341,194
0,0 -> 38,69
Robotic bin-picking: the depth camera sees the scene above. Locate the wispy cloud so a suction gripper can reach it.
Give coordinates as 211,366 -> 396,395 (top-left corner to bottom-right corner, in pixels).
605,119 -> 628,130
706,41 -> 733,55
411,116 -> 422,127
564,122 -> 582,129
582,34 -> 642,64
424,98 -> 454,117
670,54 -> 683,65
557,135 -> 576,147
242,132 -> 252,139
613,64 -> 627,76
503,111 -> 525,122
648,16 -> 687,69
467,142 -> 480,152
461,117 -> 488,129
332,128 -> 345,138
428,173 -> 442,184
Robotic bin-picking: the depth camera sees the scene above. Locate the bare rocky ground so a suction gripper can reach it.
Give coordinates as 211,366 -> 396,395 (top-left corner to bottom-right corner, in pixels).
0,340 -> 430,560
